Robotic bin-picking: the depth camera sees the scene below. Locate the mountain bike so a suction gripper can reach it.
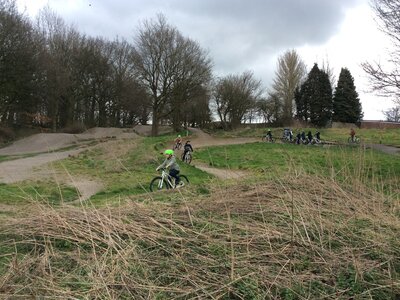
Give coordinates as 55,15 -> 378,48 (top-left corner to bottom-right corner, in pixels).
348,136 -> 361,144
173,141 -> 182,150
310,137 -> 321,145
262,135 -> 274,143
182,151 -> 192,164
149,169 -> 189,192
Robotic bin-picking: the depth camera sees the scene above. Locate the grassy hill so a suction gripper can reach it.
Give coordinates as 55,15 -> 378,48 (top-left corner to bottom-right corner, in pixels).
0,128 -> 399,299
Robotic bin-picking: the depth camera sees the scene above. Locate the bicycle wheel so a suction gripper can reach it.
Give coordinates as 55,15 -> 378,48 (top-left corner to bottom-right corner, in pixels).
355,137 -> 361,144
348,137 -> 353,144
184,152 -> 192,164
149,176 -> 170,192
179,175 -> 189,186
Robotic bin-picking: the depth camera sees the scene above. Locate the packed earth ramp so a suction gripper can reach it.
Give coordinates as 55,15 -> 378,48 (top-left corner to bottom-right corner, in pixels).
0,126 -> 255,201
0,126 -> 398,201
0,128 -> 139,200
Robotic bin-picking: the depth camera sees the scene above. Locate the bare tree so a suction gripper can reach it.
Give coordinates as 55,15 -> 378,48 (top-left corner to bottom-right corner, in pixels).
320,57 -> 336,89
256,92 -> 282,124
0,0 -> 43,126
383,106 -> 400,122
35,7 -> 81,129
213,71 -> 262,129
271,49 -> 307,124
132,14 -> 212,135
362,0 -> 400,104
107,38 -> 151,126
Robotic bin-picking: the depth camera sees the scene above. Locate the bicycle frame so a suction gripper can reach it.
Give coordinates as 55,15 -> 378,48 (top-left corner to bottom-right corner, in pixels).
184,151 -> 192,159
150,169 -> 189,192
159,169 -> 175,188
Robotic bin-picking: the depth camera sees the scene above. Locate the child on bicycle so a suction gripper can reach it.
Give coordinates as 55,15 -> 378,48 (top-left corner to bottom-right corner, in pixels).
182,140 -> 193,161
296,132 -> 301,144
301,131 -> 306,143
156,149 -> 183,187
350,128 -> 355,142
314,131 -> 321,143
307,131 -> 313,144
174,135 -> 182,149
266,129 -> 273,141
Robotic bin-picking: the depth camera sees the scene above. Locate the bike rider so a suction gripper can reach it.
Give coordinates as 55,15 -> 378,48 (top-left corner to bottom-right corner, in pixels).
307,131 -> 313,144
350,128 -> 356,142
156,149 -> 183,187
174,135 -> 182,149
266,129 -> 273,141
182,140 -> 193,161
301,131 -> 306,143
296,132 -> 301,144
315,131 -> 321,143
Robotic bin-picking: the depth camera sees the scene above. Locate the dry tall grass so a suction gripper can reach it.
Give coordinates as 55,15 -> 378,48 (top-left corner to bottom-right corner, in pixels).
0,172 -> 399,299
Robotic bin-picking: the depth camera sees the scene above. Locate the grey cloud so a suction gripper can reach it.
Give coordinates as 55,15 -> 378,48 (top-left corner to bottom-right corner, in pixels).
42,0 -> 365,83
57,0 -> 362,45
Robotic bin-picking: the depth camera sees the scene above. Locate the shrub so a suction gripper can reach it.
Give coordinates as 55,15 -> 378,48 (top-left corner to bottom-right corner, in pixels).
0,127 -> 15,144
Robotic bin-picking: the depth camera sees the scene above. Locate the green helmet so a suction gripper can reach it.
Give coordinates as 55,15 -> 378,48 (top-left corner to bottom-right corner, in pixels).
164,149 -> 174,155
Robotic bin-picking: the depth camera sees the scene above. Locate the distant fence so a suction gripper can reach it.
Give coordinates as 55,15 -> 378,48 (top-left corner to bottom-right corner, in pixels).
331,122 -> 356,129
360,121 -> 400,129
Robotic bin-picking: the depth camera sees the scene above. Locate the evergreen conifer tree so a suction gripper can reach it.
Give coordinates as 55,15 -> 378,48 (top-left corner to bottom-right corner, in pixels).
296,64 -> 332,126
333,68 -> 363,123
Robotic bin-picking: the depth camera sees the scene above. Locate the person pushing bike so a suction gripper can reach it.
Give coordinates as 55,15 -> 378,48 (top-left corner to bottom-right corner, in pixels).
156,149 -> 183,187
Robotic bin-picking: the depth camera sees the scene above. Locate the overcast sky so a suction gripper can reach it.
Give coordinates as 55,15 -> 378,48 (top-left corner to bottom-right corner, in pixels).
16,0 -> 395,120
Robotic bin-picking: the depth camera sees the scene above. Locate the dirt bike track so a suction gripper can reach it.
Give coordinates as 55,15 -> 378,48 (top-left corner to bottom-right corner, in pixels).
0,126 -> 257,201
0,126 -> 398,202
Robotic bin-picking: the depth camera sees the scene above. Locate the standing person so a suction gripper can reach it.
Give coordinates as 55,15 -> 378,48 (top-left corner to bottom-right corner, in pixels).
156,149 -> 183,187
182,140 -> 194,161
350,128 -> 356,142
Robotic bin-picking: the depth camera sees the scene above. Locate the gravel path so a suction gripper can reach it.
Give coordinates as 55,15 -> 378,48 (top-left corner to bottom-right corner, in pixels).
365,143 -> 400,155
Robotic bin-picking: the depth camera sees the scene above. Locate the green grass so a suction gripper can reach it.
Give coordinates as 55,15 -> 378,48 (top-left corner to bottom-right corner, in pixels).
50,133 -> 213,205
0,182 -> 78,205
0,153 -> 37,162
194,142 -> 400,194
0,129 -> 399,299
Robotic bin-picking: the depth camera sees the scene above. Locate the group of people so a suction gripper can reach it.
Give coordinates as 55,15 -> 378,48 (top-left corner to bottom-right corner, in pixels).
295,130 -> 321,145
276,128 -> 321,145
156,135 -> 194,188
269,127 -> 358,144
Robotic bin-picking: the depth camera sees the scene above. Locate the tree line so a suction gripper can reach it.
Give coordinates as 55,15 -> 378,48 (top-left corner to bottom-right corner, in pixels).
0,0 -> 369,136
